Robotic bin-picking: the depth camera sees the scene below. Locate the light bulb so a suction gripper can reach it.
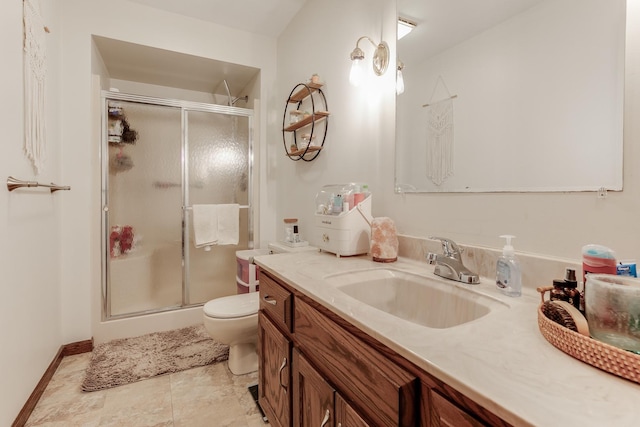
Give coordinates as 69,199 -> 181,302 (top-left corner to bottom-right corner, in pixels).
349,58 -> 364,87
396,68 -> 405,95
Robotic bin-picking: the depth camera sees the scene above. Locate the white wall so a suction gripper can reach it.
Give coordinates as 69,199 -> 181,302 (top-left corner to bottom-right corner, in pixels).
0,0 -> 63,424
273,0 -> 396,242
58,0 -> 278,344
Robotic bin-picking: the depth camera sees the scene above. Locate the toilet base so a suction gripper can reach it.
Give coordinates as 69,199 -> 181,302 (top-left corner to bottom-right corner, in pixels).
228,342 -> 258,375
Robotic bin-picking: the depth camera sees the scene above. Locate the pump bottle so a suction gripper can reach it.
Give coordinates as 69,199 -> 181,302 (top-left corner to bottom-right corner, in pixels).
496,235 -> 522,297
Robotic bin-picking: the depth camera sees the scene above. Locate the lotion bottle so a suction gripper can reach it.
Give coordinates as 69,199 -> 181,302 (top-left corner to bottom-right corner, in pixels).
496,235 -> 522,297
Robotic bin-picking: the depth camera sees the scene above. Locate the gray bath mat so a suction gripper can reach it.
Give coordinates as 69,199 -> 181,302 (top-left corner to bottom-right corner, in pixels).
82,324 -> 228,392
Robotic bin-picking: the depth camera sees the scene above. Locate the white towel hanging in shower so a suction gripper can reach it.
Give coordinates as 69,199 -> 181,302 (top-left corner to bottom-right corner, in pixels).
192,204 -> 239,248
192,205 -> 219,248
216,204 -> 239,245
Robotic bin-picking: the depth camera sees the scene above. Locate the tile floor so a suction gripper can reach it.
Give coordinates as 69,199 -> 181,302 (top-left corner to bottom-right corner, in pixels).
25,352 -> 266,427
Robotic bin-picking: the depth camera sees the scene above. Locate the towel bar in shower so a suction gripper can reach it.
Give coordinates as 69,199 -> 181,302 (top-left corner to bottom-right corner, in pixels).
6,176 -> 71,193
183,205 -> 249,210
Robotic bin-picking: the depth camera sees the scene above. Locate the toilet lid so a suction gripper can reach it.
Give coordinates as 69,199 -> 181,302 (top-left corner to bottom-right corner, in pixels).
203,292 -> 259,319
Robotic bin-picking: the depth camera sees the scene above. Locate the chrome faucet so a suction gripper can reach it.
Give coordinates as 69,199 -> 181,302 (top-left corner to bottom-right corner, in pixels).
427,237 -> 480,284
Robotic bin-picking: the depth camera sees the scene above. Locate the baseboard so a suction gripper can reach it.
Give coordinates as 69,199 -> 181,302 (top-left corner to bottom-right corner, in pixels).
12,339 -> 93,427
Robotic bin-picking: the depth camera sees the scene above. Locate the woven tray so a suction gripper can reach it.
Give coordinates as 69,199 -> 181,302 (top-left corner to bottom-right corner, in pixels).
538,304 -> 640,384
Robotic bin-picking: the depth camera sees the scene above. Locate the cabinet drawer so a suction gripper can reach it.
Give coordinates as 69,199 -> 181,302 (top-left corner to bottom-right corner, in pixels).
295,298 -> 418,427
259,271 -> 292,332
430,390 -> 485,427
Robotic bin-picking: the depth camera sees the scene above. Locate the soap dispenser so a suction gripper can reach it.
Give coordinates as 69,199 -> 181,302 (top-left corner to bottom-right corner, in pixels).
496,235 -> 522,297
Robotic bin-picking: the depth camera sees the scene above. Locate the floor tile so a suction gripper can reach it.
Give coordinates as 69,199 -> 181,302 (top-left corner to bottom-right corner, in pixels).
26,353 -> 265,426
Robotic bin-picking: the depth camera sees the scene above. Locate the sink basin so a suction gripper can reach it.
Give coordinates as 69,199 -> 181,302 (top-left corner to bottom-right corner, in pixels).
325,269 -> 507,329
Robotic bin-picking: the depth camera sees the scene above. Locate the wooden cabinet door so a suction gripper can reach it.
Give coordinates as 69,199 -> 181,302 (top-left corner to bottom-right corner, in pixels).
293,349 -> 335,427
335,394 -> 371,427
258,312 -> 291,427
428,388 -> 485,427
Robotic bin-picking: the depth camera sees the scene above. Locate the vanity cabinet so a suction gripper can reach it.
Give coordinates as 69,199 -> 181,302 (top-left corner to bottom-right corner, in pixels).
258,270 -> 509,427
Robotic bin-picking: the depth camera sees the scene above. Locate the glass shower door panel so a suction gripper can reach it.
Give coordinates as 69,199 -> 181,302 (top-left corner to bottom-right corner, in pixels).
107,101 -> 183,316
187,110 -> 250,304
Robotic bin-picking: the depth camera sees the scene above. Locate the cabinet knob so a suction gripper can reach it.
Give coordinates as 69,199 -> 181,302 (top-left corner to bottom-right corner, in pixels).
263,295 -> 277,305
320,408 -> 331,427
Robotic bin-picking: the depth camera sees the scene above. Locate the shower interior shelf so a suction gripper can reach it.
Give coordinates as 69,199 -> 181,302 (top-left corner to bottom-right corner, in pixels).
282,82 -> 329,161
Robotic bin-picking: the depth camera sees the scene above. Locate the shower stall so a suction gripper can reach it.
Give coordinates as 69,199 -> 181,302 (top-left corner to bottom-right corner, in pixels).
101,91 -> 254,320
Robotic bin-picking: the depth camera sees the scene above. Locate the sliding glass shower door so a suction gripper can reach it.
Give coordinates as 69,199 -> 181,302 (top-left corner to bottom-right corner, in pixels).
102,93 -> 253,319
185,110 -> 251,305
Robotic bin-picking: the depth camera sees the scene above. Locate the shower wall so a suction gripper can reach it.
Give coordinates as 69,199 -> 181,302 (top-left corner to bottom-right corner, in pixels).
104,96 -> 252,318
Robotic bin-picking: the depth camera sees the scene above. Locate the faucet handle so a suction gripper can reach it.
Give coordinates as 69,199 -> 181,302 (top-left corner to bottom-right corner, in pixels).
429,236 -> 462,258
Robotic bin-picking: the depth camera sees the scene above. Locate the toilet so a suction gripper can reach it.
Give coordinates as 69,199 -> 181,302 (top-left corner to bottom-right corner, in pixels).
203,292 -> 260,375
203,244 -> 317,375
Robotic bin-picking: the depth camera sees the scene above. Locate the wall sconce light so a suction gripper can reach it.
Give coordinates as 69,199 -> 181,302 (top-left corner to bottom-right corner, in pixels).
396,60 -> 405,95
349,36 -> 389,87
398,17 -> 416,40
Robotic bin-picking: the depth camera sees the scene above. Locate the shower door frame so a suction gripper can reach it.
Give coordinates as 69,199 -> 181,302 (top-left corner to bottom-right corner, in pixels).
100,91 -> 255,321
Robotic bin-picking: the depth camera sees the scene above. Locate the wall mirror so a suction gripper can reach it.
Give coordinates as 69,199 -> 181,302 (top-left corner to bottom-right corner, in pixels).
395,0 -> 625,193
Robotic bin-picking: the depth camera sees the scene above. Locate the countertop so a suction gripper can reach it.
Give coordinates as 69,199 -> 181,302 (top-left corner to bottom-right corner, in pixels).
254,250 -> 640,427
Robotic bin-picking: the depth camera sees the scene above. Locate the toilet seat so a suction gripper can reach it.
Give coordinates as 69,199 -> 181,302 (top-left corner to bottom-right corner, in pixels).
203,292 -> 259,319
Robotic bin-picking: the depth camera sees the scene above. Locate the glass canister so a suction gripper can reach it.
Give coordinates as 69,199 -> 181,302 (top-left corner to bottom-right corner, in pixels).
283,218 -> 299,243
585,274 -> 640,352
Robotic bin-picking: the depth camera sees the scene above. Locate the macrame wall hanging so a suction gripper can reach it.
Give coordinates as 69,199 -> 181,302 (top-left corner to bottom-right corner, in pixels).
422,76 -> 457,186
23,0 -> 49,174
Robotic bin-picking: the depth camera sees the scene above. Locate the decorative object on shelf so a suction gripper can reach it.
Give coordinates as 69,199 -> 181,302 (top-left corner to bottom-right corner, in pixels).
23,0 -> 49,174
282,79 -> 329,161
349,36 -> 389,86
